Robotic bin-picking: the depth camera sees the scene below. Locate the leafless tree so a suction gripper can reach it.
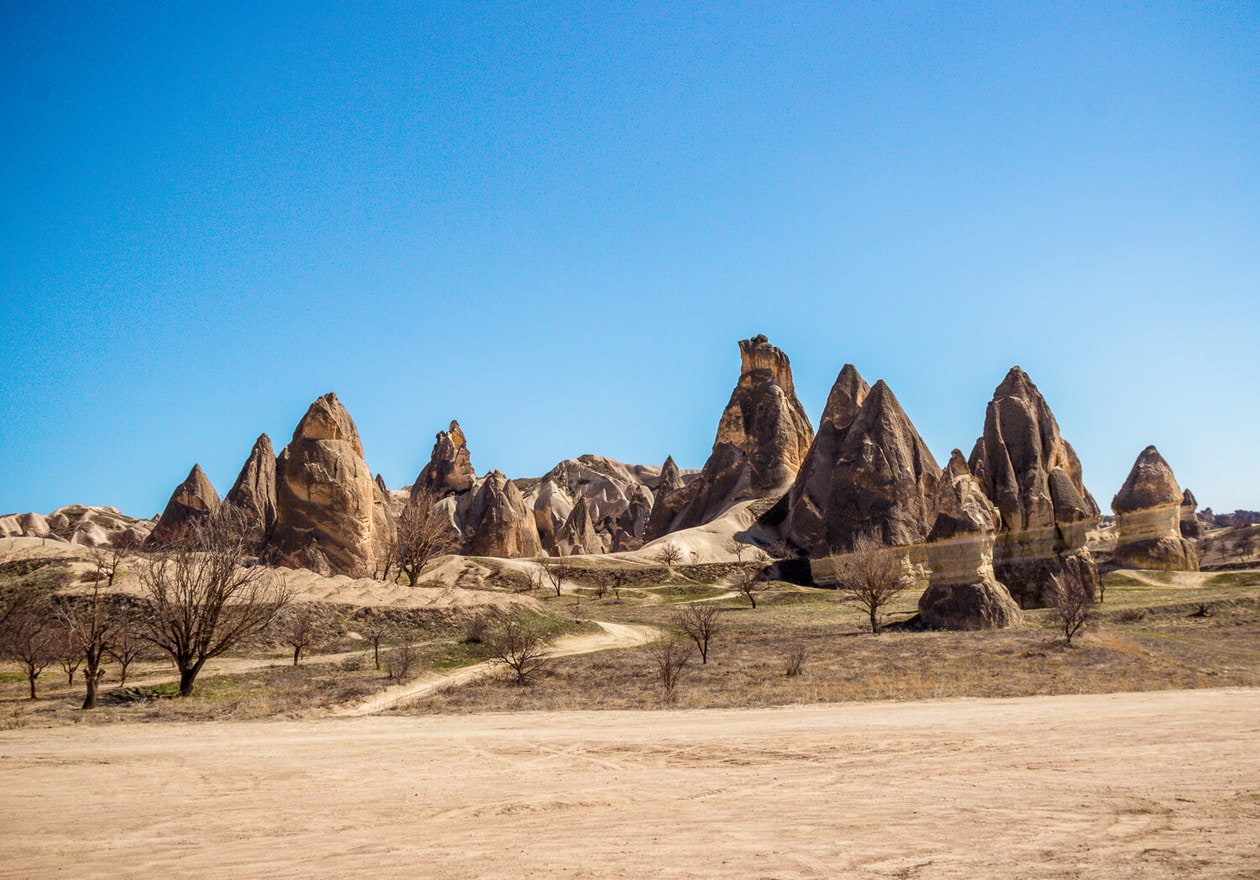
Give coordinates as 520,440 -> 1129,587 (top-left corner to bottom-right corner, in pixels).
1052,581 -> 1095,646
396,488 -> 459,586
784,644 -> 807,677
675,603 -> 722,664
609,569 -> 629,602
107,604 -> 146,687
647,635 -> 694,703
375,512 -> 399,583
280,609 -> 316,665
736,568 -> 769,609
725,537 -> 746,563
3,611 -> 60,699
752,548 -> 772,565
830,531 -> 909,634
387,633 -> 418,680
654,542 -> 684,567
365,618 -> 390,670
57,639 -> 82,686
540,560 -> 568,597
488,611 -> 551,685
139,513 -> 291,696
58,579 -> 118,709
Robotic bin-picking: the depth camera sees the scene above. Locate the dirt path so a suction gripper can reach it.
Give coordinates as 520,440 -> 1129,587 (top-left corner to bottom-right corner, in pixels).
1,689 -> 1256,879
335,620 -> 658,716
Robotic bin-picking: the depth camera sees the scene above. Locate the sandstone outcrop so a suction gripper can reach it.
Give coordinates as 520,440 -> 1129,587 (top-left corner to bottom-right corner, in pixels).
655,456 -> 685,498
969,367 -> 1099,607
786,376 -> 939,555
224,433 -> 278,546
463,470 -> 543,558
554,496 -> 601,556
412,421 -> 476,499
918,451 -> 1023,630
520,455 -> 662,554
1112,446 -> 1199,571
647,335 -> 813,538
147,465 -> 222,545
1179,488 -> 1203,540
270,393 -> 393,576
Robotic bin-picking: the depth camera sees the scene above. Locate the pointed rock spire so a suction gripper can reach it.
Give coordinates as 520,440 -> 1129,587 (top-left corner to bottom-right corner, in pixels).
1112,446 -> 1199,571
463,470 -> 543,558
555,495 -> 600,556
147,464 -> 221,545
412,420 -> 476,500
224,433 -> 277,546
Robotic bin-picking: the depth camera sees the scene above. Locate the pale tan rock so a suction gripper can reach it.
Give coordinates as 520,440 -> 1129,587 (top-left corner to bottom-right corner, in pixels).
224,433 -> 278,546
463,470 -> 542,558
147,464 -> 222,545
412,420 -> 476,499
1111,446 -> 1199,571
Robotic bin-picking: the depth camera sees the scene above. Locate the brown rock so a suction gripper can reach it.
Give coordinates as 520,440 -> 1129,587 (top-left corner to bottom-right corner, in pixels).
147,464 -> 222,545
554,496 -> 601,556
522,455 -> 658,555
412,420 -> 476,500
647,335 -> 814,538
655,456 -> 685,498
787,378 -> 939,555
969,367 -> 1099,607
463,470 -> 543,558
1180,488 -> 1202,540
1111,446 -> 1199,571
270,393 -> 393,576
223,433 -> 278,546
918,451 -> 1023,630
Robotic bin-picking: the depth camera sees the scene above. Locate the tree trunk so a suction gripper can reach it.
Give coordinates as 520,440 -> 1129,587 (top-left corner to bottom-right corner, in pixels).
28,674 -> 37,700
373,639 -> 381,670
82,668 -> 102,710
870,607 -> 879,635
293,645 -> 301,665
178,663 -> 202,697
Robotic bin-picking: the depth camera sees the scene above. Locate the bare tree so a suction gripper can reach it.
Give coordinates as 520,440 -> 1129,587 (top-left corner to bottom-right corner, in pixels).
1052,581 -> 1094,646
647,635 -> 694,703
724,537 -> 747,563
107,604 -> 146,687
654,542 -> 684,567
139,514 -> 290,696
829,531 -> 909,634
3,611 -> 60,699
57,638 -> 82,685
58,579 -> 118,709
784,644 -> 806,677
396,488 -> 459,586
487,611 -> 551,685
540,560 -> 568,598
675,603 -> 722,664
364,618 -> 391,670
280,609 -> 316,665
387,633 -> 418,681
736,569 -> 769,609
609,569 -> 629,602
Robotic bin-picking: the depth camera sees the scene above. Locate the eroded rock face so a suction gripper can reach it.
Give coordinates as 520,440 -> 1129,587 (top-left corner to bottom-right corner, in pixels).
969,367 -> 1099,607
554,496 -> 601,556
787,378 -> 939,555
647,335 -> 814,538
918,451 -> 1023,630
270,393 -> 393,576
463,470 -> 542,558
655,456 -> 685,499
412,420 -> 476,499
148,465 -> 222,546
1180,488 -> 1202,540
224,434 -> 277,546
1111,446 -> 1199,571
521,455 -> 661,555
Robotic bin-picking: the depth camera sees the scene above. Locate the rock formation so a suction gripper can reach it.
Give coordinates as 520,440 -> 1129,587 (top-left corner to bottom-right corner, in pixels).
647,335 -> 814,538
270,393 -> 393,576
223,433 -> 278,546
147,464 -> 221,545
968,367 -> 1099,607
411,420 -> 476,499
655,456 -> 685,499
918,451 -> 1023,630
785,376 -> 939,555
1112,446 -> 1199,571
521,455 -> 663,554
554,496 -> 601,556
1179,488 -> 1202,540
462,470 -> 543,558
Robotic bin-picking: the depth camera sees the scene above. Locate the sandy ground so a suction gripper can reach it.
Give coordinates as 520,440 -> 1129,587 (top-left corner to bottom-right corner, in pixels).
2,689 -> 1257,880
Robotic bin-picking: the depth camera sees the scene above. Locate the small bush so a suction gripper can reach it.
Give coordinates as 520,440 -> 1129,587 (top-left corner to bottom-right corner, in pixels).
784,645 -> 807,677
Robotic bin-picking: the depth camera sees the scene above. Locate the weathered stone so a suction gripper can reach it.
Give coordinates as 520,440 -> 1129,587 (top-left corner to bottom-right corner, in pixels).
918,451 -> 1022,630
16,512 -> 50,538
1180,488 -> 1202,540
412,420 -> 476,499
223,433 -> 278,546
522,455 -> 658,555
554,496 -> 602,556
656,456 -> 685,499
270,393 -> 393,576
0,515 -> 21,538
1112,446 -> 1199,571
789,378 -> 939,555
147,464 -> 222,546
463,470 -> 543,558
648,335 -> 814,538
969,367 -> 1099,607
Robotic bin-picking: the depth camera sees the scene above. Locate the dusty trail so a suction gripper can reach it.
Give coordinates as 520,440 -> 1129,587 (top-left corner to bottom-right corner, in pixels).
335,620 -> 658,716
1,689 -> 1256,880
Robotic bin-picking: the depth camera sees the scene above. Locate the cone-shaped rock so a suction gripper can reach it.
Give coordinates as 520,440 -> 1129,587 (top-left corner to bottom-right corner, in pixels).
464,470 -> 543,558
969,367 -> 1099,607
554,495 -> 601,556
223,434 -> 277,546
1112,446 -> 1199,571
792,379 -> 939,555
783,364 -> 871,553
655,456 -> 685,499
647,335 -> 814,538
270,393 -> 392,576
919,451 -> 1023,630
1180,488 -> 1202,540
412,420 -> 476,500
147,464 -> 221,545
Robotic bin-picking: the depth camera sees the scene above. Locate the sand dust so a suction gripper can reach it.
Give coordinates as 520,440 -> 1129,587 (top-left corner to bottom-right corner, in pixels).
2,688 -> 1256,879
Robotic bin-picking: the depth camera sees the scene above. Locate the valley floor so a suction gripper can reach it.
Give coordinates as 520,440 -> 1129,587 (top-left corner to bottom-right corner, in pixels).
2,688 -> 1257,880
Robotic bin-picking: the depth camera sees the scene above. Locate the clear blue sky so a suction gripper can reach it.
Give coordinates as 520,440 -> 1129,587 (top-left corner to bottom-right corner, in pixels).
2,2 -> 1257,518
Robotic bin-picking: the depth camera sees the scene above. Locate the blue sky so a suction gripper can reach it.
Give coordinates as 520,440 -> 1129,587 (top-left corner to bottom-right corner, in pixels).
2,2 -> 1257,518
